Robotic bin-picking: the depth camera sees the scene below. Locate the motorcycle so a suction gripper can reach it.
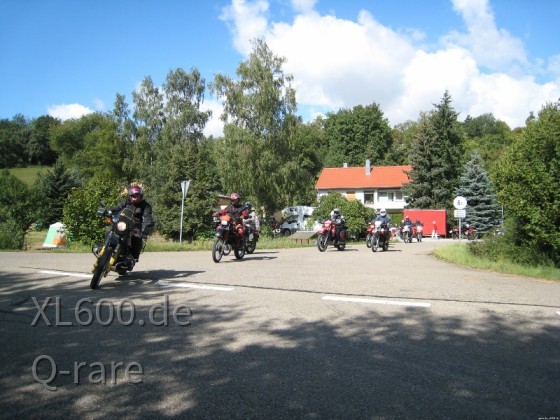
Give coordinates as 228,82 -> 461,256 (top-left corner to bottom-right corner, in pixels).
450,227 -> 460,239
212,210 -> 247,263
369,221 -> 390,252
212,212 -> 232,255
412,224 -> 423,242
317,218 -> 347,252
244,222 -> 259,254
90,201 -> 142,289
401,224 -> 412,243
365,218 -> 376,248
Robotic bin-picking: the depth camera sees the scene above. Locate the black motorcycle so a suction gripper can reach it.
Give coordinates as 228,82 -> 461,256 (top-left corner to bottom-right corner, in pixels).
90,201 -> 140,289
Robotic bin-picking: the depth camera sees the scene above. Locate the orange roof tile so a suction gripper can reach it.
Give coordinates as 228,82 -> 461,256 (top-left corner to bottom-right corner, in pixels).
315,165 -> 412,189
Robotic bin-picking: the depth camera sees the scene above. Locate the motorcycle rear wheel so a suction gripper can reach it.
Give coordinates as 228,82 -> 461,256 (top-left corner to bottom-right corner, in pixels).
223,243 -> 232,255
212,238 -> 225,263
91,248 -> 111,289
336,242 -> 346,251
246,239 -> 256,254
317,235 -> 328,252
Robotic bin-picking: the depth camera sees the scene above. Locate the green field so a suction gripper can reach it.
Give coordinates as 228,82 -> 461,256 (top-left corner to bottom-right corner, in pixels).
8,165 -> 51,185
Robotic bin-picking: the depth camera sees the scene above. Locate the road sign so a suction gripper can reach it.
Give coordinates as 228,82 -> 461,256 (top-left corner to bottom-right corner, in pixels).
454,209 -> 466,218
453,196 -> 467,210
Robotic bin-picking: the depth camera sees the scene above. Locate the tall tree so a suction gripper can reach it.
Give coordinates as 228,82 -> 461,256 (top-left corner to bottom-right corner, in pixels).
148,68 -> 215,239
455,152 -> 501,233
0,115 -> 29,168
494,100 -> 560,265
34,161 -> 81,227
28,115 -> 60,165
404,91 -> 464,209
211,38 -> 301,212
324,103 -> 392,167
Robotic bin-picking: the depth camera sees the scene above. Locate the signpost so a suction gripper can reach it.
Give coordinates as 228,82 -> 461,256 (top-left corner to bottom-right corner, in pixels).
179,180 -> 191,244
453,196 -> 467,240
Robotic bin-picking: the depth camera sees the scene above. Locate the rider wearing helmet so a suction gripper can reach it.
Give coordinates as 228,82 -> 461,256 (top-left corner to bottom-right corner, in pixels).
224,193 -> 247,220
330,208 -> 347,241
374,208 -> 392,241
110,185 -> 154,262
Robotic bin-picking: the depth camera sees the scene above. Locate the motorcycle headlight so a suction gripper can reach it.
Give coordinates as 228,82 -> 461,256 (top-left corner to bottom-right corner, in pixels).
117,221 -> 128,232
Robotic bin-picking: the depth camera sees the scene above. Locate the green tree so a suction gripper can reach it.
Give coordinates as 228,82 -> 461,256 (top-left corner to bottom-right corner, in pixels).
386,120 -> 418,165
0,115 -> 29,168
28,115 -> 60,165
147,68 -> 214,239
403,91 -> 465,209
324,103 -> 392,167
212,39 -> 300,213
62,176 -> 123,244
455,152 -> 501,233
463,113 -> 513,170
494,100 -> 560,265
0,169 -> 35,229
34,161 -> 81,227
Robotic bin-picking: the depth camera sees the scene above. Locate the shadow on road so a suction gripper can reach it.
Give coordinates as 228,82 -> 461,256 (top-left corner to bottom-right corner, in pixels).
0,269 -> 558,418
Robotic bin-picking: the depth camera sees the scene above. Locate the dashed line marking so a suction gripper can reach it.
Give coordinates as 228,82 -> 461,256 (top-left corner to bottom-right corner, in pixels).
156,280 -> 233,291
322,295 -> 431,308
39,270 -> 90,278
556,311 -> 560,317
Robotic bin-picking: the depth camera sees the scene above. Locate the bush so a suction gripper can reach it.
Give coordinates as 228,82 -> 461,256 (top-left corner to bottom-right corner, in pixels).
0,219 -> 25,250
314,192 -> 375,239
63,176 -> 124,245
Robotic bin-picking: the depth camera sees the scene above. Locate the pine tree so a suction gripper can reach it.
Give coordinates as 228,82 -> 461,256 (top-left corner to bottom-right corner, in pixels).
455,152 -> 501,233
404,91 -> 464,209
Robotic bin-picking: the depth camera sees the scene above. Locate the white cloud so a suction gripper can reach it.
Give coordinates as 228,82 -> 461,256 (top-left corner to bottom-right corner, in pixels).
202,99 -> 225,138
220,0 -> 560,129
48,103 -> 94,120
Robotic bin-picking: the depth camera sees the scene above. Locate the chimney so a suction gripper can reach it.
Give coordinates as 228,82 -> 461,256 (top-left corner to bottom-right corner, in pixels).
365,159 -> 371,175
343,163 -> 348,168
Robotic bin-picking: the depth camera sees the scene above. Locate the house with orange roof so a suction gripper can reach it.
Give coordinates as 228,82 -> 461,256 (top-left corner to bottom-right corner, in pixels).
315,160 -> 412,212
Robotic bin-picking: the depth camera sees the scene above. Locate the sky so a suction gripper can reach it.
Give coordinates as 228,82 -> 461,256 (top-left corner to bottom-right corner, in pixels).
1,0 -> 559,137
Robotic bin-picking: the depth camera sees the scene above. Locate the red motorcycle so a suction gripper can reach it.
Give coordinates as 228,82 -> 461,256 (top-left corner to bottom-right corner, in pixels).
317,219 -> 347,252
365,219 -> 376,248
412,224 -> 423,242
212,210 -> 247,263
369,221 -> 390,252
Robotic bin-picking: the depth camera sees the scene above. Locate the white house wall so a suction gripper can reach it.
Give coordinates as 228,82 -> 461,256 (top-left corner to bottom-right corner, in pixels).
317,189 -> 406,211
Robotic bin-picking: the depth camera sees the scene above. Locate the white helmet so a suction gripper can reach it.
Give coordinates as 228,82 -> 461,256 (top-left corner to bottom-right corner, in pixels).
379,209 -> 387,216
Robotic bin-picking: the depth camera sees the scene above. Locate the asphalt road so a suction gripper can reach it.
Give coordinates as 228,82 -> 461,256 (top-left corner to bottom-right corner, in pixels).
0,239 -> 559,419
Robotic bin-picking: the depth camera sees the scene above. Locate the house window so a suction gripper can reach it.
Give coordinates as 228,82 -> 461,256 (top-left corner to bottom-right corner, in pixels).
364,192 -> 375,204
377,192 -> 393,202
377,191 -> 403,202
346,192 -> 356,201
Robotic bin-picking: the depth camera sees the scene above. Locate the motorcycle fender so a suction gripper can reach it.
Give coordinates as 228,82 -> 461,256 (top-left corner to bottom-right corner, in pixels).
107,233 -> 120,246
215,227 -> 225,238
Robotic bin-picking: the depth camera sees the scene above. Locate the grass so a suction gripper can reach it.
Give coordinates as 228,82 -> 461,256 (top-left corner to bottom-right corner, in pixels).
8,165 -> 51,185
22,230 -> 316,253
432,242 -> 560,281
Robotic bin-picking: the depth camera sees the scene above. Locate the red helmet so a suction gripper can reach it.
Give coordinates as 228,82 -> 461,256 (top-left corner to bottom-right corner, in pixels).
229,192 -> 240,205
129,186 -> 143,204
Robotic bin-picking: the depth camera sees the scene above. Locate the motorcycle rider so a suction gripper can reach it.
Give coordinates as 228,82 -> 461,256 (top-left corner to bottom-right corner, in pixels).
243,201 -> 260,234
401,215 -> 413,239
223,193 -> 248,220
375,208 -> 392,242
109,185 -> 154,262
330,208 -> 347,241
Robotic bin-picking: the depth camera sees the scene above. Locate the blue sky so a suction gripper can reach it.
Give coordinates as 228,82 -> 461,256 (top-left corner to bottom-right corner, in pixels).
1,0 -> 559,136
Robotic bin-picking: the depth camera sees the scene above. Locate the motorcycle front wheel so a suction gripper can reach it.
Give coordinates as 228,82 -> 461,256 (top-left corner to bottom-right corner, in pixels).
234,244 -> 245,260
371,237 -> 379,252
212,238 -> 225,263
317,235 -> 328,252
91,248 -> 111,289
366,233 -> 372,248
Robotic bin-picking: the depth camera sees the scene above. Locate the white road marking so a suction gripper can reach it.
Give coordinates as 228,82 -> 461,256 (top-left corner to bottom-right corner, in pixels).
556,311 -> 560,317
156,280 -> 233,291
322,295 -> 431,308
39,270 -> 90,278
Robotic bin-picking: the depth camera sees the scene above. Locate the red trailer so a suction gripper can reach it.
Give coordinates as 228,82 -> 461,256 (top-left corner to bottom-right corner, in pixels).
403,209 -> 447,237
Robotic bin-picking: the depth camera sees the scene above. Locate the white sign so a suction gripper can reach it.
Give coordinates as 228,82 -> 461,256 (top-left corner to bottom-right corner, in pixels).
453,196 -> 467,210
181,180 -> 191,200
454,209 -> 466,218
